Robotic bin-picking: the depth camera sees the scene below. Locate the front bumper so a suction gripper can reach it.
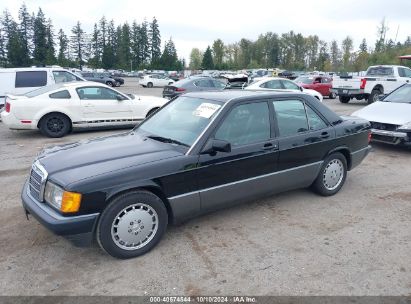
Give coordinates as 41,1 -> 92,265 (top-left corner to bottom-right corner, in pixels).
370,129 -> 410,145
21,180 -> 99,246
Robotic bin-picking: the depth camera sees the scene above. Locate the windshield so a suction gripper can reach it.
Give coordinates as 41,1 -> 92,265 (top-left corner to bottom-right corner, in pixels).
137,97 -> 223,146
294,76 -> 313,84
384,85 -> 411,103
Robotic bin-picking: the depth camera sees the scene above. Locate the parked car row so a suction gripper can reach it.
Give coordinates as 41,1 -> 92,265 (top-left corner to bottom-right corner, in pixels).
80,72 -> 125,87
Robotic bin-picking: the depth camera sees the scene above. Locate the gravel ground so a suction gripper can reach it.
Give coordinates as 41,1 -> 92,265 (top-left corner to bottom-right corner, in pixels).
0,78 -> 410,296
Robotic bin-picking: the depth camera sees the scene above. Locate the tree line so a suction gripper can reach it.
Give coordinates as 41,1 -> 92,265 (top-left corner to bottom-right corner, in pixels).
190,19 -> 411,72
0,4 -> 184,71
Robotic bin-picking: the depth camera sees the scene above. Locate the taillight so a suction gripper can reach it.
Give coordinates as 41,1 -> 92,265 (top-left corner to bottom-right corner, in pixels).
5,102 -> 10,113
175,88 -> 186,92
368,131 -> 372,143
360,78 -> 367,89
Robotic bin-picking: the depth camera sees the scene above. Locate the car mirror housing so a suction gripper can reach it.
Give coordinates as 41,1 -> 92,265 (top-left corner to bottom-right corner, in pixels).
299,86 -> 304,92
378,94 -> 387,101
201,139 -> 231,155
116,94 -> 125,101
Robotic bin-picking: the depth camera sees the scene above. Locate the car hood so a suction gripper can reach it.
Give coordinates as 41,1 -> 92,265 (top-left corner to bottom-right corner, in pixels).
37,131 -> 183,186
352,102 -> 411,125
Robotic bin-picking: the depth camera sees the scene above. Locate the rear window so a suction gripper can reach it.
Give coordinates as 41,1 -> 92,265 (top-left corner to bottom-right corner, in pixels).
15,71 -> 47,88
366,67 -> 393,76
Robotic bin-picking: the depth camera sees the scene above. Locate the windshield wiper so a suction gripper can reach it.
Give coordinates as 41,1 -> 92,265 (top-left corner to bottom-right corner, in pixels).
147,135 -> 190,147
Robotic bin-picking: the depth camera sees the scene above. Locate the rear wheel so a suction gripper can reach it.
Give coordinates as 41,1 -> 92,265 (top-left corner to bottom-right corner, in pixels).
39,113 -> 71,138
339,96 -> 350,103
312,152 -> 347,196
97,190 -> 168,259
368,89 -> 380,104
329,92 -> 337,99
147,82 -> 153,88
115,81 -> 121,87
106,81 -> 114,87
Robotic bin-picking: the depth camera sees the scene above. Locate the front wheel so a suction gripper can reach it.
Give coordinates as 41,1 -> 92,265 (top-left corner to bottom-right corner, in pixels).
39,113 -> 71,138
106,81 -> 114,87
147,82 -> 153,88
312,152 -> 347,196
329,92 -> 337,99
97,190 -> 168,259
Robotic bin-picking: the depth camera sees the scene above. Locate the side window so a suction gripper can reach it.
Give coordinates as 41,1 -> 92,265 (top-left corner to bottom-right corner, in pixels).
213,80 -> 226,89
273,100 -> 308,137
281,80 -> 300,90
53,71 -> 78,83
49,90 -> 71,99
399,68 -> 411,78
306,106 -> 328,131
194,79 -> 212,88
15,71 -> 47,88
76,87 -> 121,100
214,102 -> 270,147
261,80 -> 282,89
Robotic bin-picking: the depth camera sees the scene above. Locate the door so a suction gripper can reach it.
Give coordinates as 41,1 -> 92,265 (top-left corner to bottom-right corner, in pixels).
76,86 -> 133,125
398,67 -> 411,84
272,99 -> 336,190
196,101 -> 279,211
320,77 -> 332,95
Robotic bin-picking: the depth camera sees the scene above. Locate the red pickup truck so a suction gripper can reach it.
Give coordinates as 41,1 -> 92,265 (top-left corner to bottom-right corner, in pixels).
295,75 -> 336,99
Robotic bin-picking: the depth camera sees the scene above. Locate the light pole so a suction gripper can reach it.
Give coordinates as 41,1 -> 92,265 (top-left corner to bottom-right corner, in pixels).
130,60 -> 132,72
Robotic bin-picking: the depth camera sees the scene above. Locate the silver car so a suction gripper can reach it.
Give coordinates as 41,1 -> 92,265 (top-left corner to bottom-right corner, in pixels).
352,84 -> 411,146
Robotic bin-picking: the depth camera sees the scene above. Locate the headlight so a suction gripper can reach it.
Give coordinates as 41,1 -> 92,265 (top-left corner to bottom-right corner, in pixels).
398,122 -> 411,131
44,181 -> 82,213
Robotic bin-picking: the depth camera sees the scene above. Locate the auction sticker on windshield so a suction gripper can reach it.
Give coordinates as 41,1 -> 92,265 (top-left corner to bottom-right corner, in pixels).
193,103 -> 221,118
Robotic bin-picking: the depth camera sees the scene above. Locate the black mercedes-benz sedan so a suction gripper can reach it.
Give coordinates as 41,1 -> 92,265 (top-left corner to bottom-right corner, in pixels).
22,91 -> 371,259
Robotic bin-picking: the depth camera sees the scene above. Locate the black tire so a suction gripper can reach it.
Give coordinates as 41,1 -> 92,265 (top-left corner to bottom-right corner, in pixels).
115,81 -> 121,87
329,92 -> 337,99
97,190 -> 168,259
39,113 -> 71,138
147,82 -> 153,88
368,89 -> 380,104
106,81 -> 114,87
339,96 -> 350,103
312,152 -> 347,196
146,107 -> 160,118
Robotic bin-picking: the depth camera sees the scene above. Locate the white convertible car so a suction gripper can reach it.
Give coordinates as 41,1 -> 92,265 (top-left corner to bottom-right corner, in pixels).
245,77 -> 324,102
1,82 -> 168,137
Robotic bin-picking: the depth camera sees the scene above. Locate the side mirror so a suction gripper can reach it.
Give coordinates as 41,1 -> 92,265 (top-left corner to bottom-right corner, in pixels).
116,94 -> 125,101
201,139 -> 231,155
378,94 -> 386,101
299,86 -> 304,92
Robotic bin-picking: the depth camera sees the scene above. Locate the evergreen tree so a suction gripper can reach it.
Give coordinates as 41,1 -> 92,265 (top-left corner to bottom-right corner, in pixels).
160,38 -> 178,70
18,3 -> 32,66
70,21 -> 87,69
149,17 -> 161,68
359,38 -> 368,53
130,21 -> 141,69
45,18 -> 56,65
0,28 -> 6,67
33,8 -> 47,65
330,40 -> 340,71
138,19 -> 149,67
117,23 -> 131,70
342,36 -> 353,71
89,23 -> 101,68
102,19 -> 115,69
57,28 -> 69,66
202,46 -> 214,69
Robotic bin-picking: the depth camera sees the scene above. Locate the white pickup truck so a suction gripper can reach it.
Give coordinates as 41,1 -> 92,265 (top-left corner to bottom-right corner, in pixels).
331,65 -> 411,104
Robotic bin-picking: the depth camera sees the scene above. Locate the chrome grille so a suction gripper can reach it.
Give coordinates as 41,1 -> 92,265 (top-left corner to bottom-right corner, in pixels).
28,161 -> 47,201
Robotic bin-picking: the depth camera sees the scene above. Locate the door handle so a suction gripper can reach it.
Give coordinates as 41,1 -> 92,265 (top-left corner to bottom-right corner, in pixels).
263,142 -> 278,150
321,131 -> 330,139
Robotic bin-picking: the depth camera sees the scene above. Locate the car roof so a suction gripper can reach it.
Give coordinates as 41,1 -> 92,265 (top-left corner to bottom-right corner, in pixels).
183,90 -> 305,102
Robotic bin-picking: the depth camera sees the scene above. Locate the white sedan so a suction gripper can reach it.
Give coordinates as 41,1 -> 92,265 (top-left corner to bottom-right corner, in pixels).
1,82 -> 168,137
245,77 -> 323,102
139,74 -> 175,88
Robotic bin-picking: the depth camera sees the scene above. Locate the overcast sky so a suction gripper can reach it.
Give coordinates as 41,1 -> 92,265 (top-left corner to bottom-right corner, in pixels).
3,0 -> 411,62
